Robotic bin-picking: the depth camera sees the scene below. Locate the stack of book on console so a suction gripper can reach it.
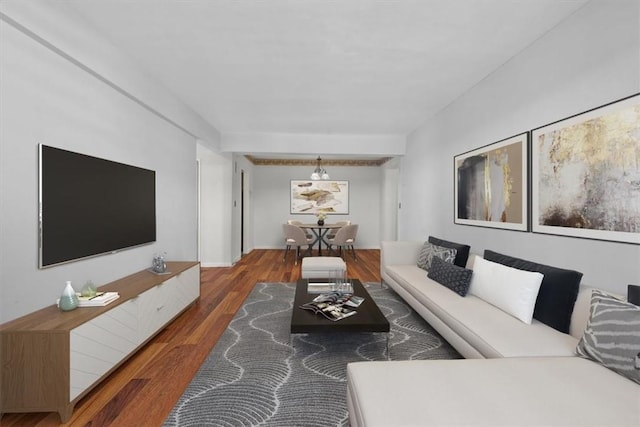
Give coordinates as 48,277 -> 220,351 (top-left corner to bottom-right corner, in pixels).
77,291 -> 120,307
300,292 -> 364,321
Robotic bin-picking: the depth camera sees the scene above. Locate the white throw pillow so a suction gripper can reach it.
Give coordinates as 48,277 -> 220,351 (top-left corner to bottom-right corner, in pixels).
469,257 -> 544,324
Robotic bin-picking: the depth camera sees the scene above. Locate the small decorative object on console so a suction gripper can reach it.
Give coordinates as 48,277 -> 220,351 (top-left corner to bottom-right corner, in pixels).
151,252 -> 167,273
58,281 -> 79,311
80,280 -> 97,297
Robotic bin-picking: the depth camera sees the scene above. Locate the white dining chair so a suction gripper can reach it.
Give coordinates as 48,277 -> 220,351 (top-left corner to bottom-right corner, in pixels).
287,219 -> 313,239
325,220 -> 351,240
327,224 -> 358,261
282,223 -> 313,264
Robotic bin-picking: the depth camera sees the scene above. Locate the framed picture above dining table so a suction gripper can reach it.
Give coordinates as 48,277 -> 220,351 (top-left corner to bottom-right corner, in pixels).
290,180 -> 349,214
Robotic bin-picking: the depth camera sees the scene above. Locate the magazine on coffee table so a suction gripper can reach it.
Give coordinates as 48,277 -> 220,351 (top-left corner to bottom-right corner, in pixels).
311,291 -> 364,307
300,291 -> 364,321
300,300 -> 357,321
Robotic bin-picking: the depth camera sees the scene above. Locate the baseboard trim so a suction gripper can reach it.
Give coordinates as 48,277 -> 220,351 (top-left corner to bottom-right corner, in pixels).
200,262 -> 233,267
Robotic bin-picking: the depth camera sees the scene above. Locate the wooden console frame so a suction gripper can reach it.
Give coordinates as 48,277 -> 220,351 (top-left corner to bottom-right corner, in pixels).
0,261 -> 200,422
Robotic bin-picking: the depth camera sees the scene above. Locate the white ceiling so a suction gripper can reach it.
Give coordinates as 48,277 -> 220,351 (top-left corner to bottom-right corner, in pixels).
62,0 -> 587,144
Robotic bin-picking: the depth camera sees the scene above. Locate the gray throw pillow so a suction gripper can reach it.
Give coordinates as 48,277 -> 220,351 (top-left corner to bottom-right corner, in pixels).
416,242 -> 457,271
576,290 -> 640,385
428,236 -> 470,268
427,256 -> 473,296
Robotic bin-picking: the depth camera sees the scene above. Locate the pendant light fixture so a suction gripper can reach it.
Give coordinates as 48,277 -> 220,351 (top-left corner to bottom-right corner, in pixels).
310,156 -> 330,180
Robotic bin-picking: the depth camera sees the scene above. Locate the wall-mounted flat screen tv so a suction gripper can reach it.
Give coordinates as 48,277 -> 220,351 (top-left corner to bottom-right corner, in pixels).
39,144 -> 156,268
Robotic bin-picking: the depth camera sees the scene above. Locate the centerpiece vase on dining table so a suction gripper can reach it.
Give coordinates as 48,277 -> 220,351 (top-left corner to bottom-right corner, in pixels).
317,219 -> 324,226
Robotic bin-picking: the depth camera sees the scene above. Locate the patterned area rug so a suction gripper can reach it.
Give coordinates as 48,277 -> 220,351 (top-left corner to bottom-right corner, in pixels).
164,282 -> 461,426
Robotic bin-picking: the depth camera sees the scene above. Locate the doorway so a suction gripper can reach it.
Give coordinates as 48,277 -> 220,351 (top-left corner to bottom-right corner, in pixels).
240,169 -> 246,257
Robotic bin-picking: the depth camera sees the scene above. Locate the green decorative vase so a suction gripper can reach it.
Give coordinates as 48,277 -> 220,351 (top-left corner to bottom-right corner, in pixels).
59,281 -> 79,311
81,280 -> 97,297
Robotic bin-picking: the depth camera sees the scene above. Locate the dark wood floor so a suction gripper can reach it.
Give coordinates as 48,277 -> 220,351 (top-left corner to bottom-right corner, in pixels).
1,249 -> 381,426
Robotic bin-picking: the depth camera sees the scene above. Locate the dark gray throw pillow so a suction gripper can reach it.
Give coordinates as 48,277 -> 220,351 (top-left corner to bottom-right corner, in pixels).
484,250 -> 582,334
428,236 -> 471,268
428,256 -> 473,297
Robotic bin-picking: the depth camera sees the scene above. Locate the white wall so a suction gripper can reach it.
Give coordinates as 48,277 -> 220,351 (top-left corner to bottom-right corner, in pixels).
252,165 -> 382,250
401,0 -> 640,293
197,144 -> 233,267
399,121 -> 446,239
380,163 -> 399,241
0,1 -> 221,150
0,7 -> 206,322
222,132 -> 406,156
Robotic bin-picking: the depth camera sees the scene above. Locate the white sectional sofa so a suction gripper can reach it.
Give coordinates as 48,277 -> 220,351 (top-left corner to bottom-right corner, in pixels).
379,240 -> 588,359
346,239 -> 640,427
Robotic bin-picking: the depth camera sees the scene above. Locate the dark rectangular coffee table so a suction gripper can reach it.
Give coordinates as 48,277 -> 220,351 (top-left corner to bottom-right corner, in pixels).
290,278 -> 390,334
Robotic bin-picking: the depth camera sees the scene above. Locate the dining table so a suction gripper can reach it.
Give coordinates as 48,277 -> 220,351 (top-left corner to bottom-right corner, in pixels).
299,223 -> 344,256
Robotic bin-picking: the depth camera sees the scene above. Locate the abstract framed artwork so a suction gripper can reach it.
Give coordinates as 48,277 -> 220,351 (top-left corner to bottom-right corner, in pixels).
454,133 -> 529,231
290,180 -> 349,214
531,94 -> 640,244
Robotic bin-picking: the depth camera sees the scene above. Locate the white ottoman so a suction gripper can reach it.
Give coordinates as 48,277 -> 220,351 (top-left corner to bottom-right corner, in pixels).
301,257 -> 347,279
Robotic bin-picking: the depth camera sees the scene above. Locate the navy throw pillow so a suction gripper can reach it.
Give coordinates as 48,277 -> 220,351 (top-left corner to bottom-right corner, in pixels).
484,250 -> 582,334
428,256 -> 473,296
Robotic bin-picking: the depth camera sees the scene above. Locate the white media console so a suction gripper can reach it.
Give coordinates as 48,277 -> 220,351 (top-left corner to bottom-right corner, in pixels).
0,261 -> 200,422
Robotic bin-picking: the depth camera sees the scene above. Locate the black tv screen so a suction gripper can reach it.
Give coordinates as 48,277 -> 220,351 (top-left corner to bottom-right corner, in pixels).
39,145 -> 156,267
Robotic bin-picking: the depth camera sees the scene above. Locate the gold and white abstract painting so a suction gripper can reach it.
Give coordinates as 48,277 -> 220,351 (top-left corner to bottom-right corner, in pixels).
532,94 -> 640,244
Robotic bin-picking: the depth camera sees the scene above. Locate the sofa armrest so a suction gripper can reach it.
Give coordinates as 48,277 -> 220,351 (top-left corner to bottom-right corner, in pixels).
380,241 -> 423,276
